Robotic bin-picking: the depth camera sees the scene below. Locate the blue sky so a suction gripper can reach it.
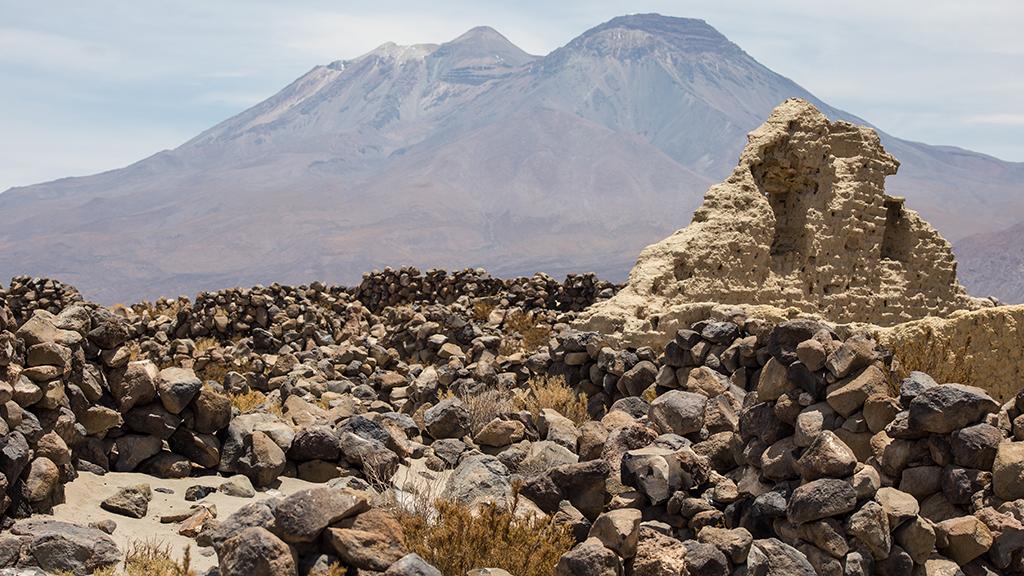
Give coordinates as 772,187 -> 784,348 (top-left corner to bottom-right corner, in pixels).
2,0 -> 1022,191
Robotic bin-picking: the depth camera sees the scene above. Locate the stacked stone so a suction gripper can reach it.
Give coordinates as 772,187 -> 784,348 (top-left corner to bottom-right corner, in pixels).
130,282 -> 363,353
354,266 -> 617,313
4,276 -> 84,324
4,271 -> 1024,575
544,318 -> 1024,575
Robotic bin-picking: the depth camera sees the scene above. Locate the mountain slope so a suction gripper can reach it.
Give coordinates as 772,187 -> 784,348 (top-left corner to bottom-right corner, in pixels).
1,14 -> 1021,303
956,221 -> 1024,304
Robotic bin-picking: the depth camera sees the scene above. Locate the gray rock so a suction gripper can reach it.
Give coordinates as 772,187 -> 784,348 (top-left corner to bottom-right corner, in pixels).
899,371 -> 937,405
272,487 -> 369,543
384,553 -> 443,576
589,509 -> 642,559
219,475 -> 256,498
100,483 -> 152,518
908,384 -> 999,434
950,423 -> 1001,470
108,360 -> 158,413
748,538 -> 816,576
10,519 -> 120,575
442,454 -> 510,508
423,398 -> 471,439
768,320 -> 827,366
555,537 -> 622,576
681,540 -> 730,575
86,308 -> 130,349
219,526 -> 297,576
123,404 -> 181,439
199,501 -> 277,550
618,361 -> 658,397
519,459 -> 609,520
192,386 -> 233,433
795,430 -> 857,480
114,434 -> 162,472
155,367 -> 202,414
287,425 -> 341,461
648,390 -> 707,436
787,479 -> 857,524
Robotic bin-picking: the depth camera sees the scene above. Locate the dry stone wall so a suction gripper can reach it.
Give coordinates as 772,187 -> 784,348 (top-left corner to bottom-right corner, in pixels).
579,99 -> 988,347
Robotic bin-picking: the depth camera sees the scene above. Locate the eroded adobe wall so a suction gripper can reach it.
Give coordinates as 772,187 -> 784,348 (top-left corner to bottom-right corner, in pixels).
578,99 -> 986,346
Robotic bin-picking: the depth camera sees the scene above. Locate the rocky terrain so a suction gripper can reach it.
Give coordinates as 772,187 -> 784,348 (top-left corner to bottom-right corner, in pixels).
2,14 -> 1023,303
1,104 -> 1023,576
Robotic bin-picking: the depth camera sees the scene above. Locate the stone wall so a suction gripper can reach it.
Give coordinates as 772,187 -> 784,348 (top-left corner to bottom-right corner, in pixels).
874,304 -> 1024,401
578,99 -> 988,347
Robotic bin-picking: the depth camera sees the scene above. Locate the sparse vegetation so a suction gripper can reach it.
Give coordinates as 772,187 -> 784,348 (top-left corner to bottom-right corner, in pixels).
120,540 -> 194,576
442,384 -> 515,435
397,492 -> 574,576
471,298 -> 498,322
516,374 -> 591,426
56,540 -> 194,576
501,309 -> 552,354
229,389 -> 272,414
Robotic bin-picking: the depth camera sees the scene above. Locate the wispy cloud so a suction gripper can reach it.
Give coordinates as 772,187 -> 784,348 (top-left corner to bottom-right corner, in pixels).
963,114 -> 1024,127
194,90 -> 268,107
0,27 -> 121,74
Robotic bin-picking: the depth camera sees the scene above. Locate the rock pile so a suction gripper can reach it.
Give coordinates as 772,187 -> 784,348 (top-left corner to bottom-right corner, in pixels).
0,266 -> 1020,575
579,99 -> 989,347
543,316 -> 1024,575
354,267 -> 617,313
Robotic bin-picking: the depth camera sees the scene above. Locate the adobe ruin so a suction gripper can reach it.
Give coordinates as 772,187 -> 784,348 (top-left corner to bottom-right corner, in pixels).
579,98 -> 988,345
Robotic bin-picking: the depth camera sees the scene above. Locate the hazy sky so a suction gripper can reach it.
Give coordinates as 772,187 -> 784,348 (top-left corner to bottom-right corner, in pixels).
2,0 -> 1022,191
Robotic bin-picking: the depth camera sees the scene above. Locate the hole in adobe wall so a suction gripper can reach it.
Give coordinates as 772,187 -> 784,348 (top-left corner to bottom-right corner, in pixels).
751,144 -> 822,275
881,196 -> 912,263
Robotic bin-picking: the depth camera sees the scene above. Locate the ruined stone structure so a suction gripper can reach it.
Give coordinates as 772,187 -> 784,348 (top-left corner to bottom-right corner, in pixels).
579,99 -> 988,345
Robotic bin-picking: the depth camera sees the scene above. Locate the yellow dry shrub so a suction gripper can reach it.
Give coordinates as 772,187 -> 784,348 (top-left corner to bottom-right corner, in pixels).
471,298 -> 498,323
517,375 -> 591,426
502,309 -> 552,354
229,389 -> 271,414
193,336 -> 220,353
75,540 -> 194,576
398,495 -> 573,576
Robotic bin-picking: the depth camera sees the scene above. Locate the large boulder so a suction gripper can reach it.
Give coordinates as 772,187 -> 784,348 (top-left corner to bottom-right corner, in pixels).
218,526 -> 297,576
10,519 -> 120,574
108,360 -> 159,413
442,454 -> 510,508
907,384 -> 999,434
787,479 -> 857,524
155,367 -> 202,414
272,487 -> 370,544
648,390 -> 706,436
423,398 -> 471,439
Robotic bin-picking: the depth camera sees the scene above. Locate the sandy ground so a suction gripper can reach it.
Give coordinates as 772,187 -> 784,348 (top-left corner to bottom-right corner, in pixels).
51,472 -> 319,573
47,460 -> 449,573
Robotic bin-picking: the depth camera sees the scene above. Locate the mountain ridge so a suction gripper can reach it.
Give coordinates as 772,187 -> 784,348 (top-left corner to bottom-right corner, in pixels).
2,13 -> 1021,303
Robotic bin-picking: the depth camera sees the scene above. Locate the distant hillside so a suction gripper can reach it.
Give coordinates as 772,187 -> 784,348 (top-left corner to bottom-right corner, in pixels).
956,221 -> 1024,303
2,14 -> 1021,303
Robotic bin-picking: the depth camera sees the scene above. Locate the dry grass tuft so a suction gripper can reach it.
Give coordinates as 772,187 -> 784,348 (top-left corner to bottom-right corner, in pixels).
442,385 -> 514,436
471,298 -> 498,323
193,336 -> 221,353
196,358 -> 253,385
323,563 -> 348,576
74,539 -> 195,576
228,389 -> 281,416
121,540 -> 194,576
516,375 -> 591,426
438,383 -> 516,432
397,493 -> 574,576
502,309 -> 552,354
